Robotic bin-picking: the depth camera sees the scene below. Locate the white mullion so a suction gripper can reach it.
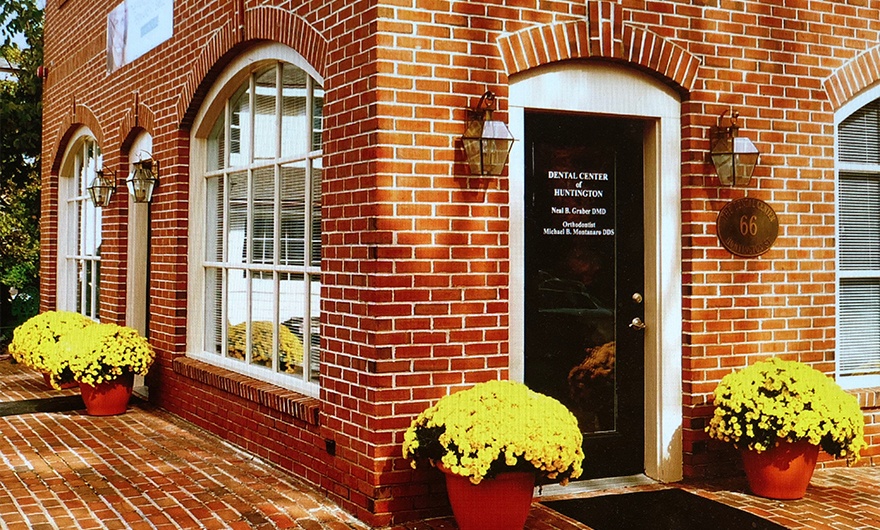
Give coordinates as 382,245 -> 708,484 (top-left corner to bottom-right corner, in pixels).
839,270 -> 880,279
79,199 -> 88,316
306,75 -> 315,152
300,77 -> 313,381
245,73 -> 256,365
304,272 -> 313,382
272,64 -> 282,373
220,100 -> 232,359
838,161 -> 880,174
91,152 -> 100,319
220,168 -> 230,356
76,143 -> 85,315
91,259 -> 99,319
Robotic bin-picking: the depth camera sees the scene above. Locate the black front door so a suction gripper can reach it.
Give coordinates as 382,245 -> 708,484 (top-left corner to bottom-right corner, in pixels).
524,110 -> 646,479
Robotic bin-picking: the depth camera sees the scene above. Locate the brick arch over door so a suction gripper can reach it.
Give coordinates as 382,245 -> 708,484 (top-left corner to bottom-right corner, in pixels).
50,105 -> 104,175
497,1 -> 700,93
176,6 -> 329,129
824,44 -> 880,111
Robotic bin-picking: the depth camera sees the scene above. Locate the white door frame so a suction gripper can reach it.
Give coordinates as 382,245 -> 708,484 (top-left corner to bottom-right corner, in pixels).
508,62 -> 683,483
126,133 -> 152,398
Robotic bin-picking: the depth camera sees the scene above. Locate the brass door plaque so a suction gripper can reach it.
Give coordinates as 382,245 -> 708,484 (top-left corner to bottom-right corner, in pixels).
716,197 -> 779,257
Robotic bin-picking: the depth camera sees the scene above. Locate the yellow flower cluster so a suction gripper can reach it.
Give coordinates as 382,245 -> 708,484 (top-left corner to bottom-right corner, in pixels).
402,380 -> 584,485
57,323 -> 155,387
227,321 -> 304,372
706,357 -> 866,464
8,311 -> 95,373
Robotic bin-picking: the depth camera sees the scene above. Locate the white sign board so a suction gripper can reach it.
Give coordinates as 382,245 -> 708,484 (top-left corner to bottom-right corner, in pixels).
107,0 -> 174,73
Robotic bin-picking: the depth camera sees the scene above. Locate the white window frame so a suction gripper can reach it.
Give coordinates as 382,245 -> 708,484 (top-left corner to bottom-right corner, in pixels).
835,85 -> 880,389
56,129 -> 102,320
188,43 -> 323,397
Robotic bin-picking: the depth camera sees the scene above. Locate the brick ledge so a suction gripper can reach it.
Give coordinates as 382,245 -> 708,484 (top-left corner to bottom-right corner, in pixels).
849,387 -> 880,410
172,356 -> 321,426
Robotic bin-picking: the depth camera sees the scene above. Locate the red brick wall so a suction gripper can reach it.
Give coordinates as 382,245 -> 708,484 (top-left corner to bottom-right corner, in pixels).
40,0 -> 880,525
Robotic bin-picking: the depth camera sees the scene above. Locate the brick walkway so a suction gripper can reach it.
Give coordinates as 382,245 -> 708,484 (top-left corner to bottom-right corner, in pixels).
0,357 -> 877,529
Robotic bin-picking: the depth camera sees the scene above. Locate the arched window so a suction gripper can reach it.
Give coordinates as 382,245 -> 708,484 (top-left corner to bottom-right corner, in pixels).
57,131 -> 103,320
837,97 -> 880,387
190,44 -> 323,395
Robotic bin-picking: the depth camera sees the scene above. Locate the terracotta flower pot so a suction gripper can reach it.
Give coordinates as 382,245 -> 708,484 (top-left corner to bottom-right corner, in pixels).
441,468 -> 535,530
78,373 -> 135,416
42,372 -> 78,390
740,439 -> 819,500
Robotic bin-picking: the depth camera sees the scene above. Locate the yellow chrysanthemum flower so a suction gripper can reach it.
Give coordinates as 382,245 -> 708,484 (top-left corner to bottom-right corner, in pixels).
8,311 -> 96,374
57,323 -> 155,387
705,357 -> 866,465
402,380 -> 584,485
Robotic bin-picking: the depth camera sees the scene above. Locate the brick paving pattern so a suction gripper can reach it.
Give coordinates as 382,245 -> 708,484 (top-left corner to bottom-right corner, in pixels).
0,357 -> 878,529
0,359 -> 367,530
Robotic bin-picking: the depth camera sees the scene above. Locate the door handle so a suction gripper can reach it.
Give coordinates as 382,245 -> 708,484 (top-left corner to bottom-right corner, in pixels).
629,317 -> 646,331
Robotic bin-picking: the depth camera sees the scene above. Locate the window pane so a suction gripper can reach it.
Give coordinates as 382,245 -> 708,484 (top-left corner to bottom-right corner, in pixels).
840,173 -> 880,270
840,279 -> 880,377
207,113 -> 226,172
250,273 -> 275,368
311,165 -> 322,267
280,272 -> 306,377
254,66 -> 277,161
312,86 -> 324,152
281,162 -> 307,266
229,84 -> 251,167
309,274 -> 321,383
226,269 -> 248,361
228,171 -> 248,265
281,64 -> 308,158
84,198 -> 100,255
204,267 -> 223,355
252,167 -> 276,264
840,101 -> 880,164
205,176 -> 225,262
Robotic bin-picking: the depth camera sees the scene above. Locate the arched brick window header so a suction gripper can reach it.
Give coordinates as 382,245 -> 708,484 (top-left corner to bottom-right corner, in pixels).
177,7 -> 328,130
825,45 -> 880,111
50,105 -> 103,175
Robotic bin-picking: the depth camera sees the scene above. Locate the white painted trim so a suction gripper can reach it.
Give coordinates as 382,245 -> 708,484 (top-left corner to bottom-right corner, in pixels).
126,133 -> 152,338
509,62 -> 683,483
126,133 -> 153,398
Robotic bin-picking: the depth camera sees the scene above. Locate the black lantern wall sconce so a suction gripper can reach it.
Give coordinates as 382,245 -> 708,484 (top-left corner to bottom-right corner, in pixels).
461,90 -> 515,176
709,108 -> 760,187
87,168 -> 116,207
126,156 -> 159,203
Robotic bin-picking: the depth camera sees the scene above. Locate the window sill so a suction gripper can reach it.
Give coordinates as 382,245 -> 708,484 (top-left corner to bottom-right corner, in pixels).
172,357 -> 320,426
849,387 -> 880,410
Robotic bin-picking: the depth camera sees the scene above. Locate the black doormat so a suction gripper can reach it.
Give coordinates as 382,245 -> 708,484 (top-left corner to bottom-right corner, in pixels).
543,488 -> 787,530
0,395 -> 84,417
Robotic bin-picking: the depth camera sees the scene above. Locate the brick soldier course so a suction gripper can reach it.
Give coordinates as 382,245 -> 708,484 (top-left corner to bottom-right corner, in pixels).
40,0 -> 880,526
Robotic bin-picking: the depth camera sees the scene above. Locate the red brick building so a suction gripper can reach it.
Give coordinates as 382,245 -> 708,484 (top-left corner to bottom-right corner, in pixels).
40,0 -> 880,525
